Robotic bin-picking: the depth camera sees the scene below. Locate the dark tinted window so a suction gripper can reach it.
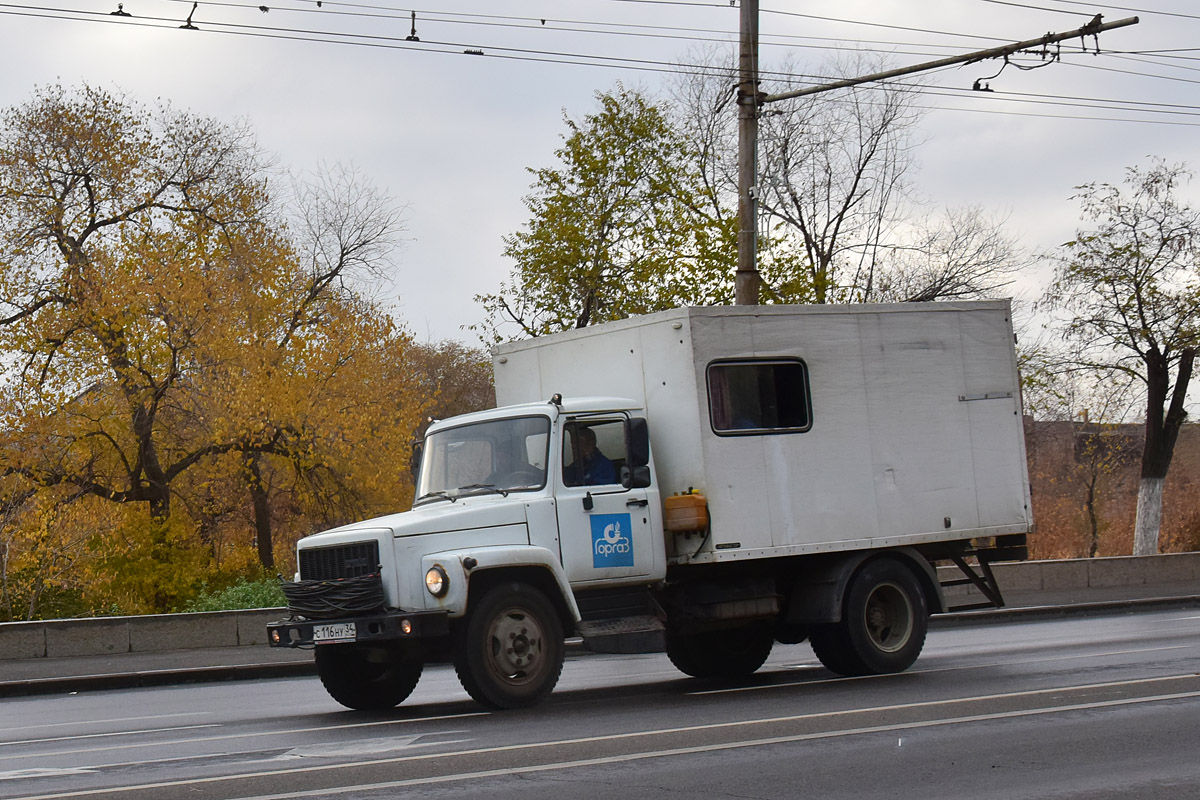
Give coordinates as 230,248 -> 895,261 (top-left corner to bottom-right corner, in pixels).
707,360 -> 812,435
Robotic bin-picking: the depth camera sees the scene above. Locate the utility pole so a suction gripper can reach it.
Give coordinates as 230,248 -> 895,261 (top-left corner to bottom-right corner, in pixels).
734,0 -> 760,306
733,13 -> 1140,305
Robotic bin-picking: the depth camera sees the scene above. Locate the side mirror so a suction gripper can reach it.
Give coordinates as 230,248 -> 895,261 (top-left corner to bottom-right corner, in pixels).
409,441 -> 423,483
625,417 -> 649,467
621,465 -> 651,490
622,418 -> 651,489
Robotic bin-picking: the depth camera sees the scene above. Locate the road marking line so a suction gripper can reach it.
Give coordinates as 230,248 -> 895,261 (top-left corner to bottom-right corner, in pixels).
7,714 -> 213,733
0,714 -> 485,761
0,725 -> 222,748
693,643 -> 1200,694
0,768 -> 97,782
1,738 -> 477,777
693,666 -> 1200,701
9,689 -> 1200,800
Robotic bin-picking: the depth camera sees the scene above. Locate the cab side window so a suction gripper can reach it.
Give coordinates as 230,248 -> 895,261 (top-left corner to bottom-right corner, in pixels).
562,419 -> 626,486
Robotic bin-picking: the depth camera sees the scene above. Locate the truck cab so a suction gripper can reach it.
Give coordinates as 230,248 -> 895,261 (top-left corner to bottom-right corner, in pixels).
268,396 -> 666,710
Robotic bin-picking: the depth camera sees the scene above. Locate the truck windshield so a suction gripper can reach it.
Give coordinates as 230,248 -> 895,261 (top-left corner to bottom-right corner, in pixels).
416,415 -> 551,503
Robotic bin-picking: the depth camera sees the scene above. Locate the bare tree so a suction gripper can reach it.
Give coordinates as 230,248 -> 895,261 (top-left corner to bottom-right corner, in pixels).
875,207 -> 1022,302
1042,159 -> 1199,555
245,164 -> 407,569
757,53 -> 922,303
670,50 -> 1022,305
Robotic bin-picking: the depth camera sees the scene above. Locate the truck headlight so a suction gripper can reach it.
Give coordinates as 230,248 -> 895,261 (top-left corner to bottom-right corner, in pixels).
424,565 -> 449,597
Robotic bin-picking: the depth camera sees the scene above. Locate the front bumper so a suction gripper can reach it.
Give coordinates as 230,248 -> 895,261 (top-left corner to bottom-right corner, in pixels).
267,609 -> 450,648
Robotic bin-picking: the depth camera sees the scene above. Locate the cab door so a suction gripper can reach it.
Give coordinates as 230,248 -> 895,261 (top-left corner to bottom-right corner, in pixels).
554,416 -> 656,584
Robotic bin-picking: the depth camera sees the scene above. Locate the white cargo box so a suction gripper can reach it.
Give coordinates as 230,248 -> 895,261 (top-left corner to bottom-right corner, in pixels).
493,302 -> 1032,562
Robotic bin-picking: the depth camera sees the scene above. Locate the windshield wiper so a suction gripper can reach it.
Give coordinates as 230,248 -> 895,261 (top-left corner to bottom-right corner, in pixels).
416,490 -> 456,504
456,483 -> 510,497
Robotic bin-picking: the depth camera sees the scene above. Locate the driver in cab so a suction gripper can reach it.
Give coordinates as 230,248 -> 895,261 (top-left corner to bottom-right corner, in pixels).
564,426 -> 616,486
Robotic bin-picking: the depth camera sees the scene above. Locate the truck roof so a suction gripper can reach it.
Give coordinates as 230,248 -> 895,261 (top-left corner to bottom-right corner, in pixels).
426,396 -> 642,433
493,301 -> 1014,358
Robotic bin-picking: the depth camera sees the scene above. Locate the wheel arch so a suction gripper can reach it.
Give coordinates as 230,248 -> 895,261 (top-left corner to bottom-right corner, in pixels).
783,547 -> 945,625
887,548 -> 946,616
465,565 -> 578,636
423,545 -> 581,630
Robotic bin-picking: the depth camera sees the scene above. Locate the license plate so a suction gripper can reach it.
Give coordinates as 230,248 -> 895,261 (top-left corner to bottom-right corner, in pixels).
312,622 -> 356,643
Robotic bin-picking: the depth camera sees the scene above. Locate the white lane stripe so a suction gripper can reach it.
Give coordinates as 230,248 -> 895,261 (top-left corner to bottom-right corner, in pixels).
8,714 -> 214,733
694,643 -> 1200,695
0,768 -> 97,782
4,736 -> 474,777
9,689 -> 1200,800
1,726 -> 222,748
0,713 -> 486,761
694,667 -> 1200,703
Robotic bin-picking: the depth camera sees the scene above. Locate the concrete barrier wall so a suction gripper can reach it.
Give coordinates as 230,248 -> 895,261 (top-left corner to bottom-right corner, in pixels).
0,608 -> 281,661
2,553 -> 1199,662
938,551 -> 1200,601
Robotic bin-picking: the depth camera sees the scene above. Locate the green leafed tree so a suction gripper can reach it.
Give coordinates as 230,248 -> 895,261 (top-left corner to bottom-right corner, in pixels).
1043,159 -> 1199,555
477,86 -> 734,341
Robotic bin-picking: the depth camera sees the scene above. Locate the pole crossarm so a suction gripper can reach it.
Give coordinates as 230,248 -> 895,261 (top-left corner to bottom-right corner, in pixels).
762,16 -> 1139,104
732,12 -> 1139,305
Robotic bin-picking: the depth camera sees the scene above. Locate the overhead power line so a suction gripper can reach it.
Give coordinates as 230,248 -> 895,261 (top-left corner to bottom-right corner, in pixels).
979,0 -> 1200,23
0,1 -> 1193,129
762,16 -> 1140,102
762,5 -> 1011,44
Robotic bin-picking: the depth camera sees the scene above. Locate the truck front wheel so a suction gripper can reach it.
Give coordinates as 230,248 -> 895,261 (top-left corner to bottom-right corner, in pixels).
810,557 -> 928,676
666,622 -> 774,679
315,643 -> 423,710
453,582 -> 565,709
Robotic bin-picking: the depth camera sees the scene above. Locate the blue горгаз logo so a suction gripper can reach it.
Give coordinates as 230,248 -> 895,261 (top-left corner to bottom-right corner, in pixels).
590,513 -> 634,568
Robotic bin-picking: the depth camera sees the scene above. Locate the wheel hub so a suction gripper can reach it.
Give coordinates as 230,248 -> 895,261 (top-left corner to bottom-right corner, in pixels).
489,609 -> 544,678
864,581 -> 913,653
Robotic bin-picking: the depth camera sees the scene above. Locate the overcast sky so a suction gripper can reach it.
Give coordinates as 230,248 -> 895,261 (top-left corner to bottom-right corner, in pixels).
0,0 -> 1196,344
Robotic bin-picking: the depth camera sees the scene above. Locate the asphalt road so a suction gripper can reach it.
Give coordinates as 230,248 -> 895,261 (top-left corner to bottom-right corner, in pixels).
3,608 -> 1199,800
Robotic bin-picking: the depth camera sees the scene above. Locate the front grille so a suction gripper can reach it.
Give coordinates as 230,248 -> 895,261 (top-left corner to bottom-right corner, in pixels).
299,541 -> 380,581
281,572 -> 385,619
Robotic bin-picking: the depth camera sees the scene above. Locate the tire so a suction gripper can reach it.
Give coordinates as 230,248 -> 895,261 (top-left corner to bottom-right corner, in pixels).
453,582 -> 565,709
315,643 -> 423,711
774,622 -> 809,645
665,622 -> 774,679
810,557 -> 929,677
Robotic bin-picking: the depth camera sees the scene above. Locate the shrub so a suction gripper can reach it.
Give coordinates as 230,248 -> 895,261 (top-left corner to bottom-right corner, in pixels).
184,577 -> 285,612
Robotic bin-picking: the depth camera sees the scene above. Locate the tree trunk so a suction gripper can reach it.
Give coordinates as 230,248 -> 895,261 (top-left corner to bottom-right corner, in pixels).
1133,347 -> 1194,556
1085,477 -> 1100,559
1133,477 -> 1165,555
249,456 -> 275,571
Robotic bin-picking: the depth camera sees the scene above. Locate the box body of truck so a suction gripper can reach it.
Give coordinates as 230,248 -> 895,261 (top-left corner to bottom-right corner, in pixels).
492,301 -> 1031,563
268,301 -> 1032,711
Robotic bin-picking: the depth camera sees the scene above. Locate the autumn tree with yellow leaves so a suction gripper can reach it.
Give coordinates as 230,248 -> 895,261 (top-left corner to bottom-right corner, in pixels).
0,85 -> 427,617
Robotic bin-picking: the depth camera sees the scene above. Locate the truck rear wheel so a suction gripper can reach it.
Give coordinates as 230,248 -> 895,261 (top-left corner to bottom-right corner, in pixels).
315,643 -> 423,711
453,582 -> 565,709
810,557 -> 928,676
666,622 -> 774,679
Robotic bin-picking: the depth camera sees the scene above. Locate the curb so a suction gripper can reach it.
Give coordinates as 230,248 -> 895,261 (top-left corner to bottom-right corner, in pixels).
4,595 -> 1199,699
932,593 -> 1200,628
0,660 -> 315,699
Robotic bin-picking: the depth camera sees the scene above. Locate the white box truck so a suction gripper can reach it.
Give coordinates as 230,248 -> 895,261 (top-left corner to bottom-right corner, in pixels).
268,302 -> 1032,711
